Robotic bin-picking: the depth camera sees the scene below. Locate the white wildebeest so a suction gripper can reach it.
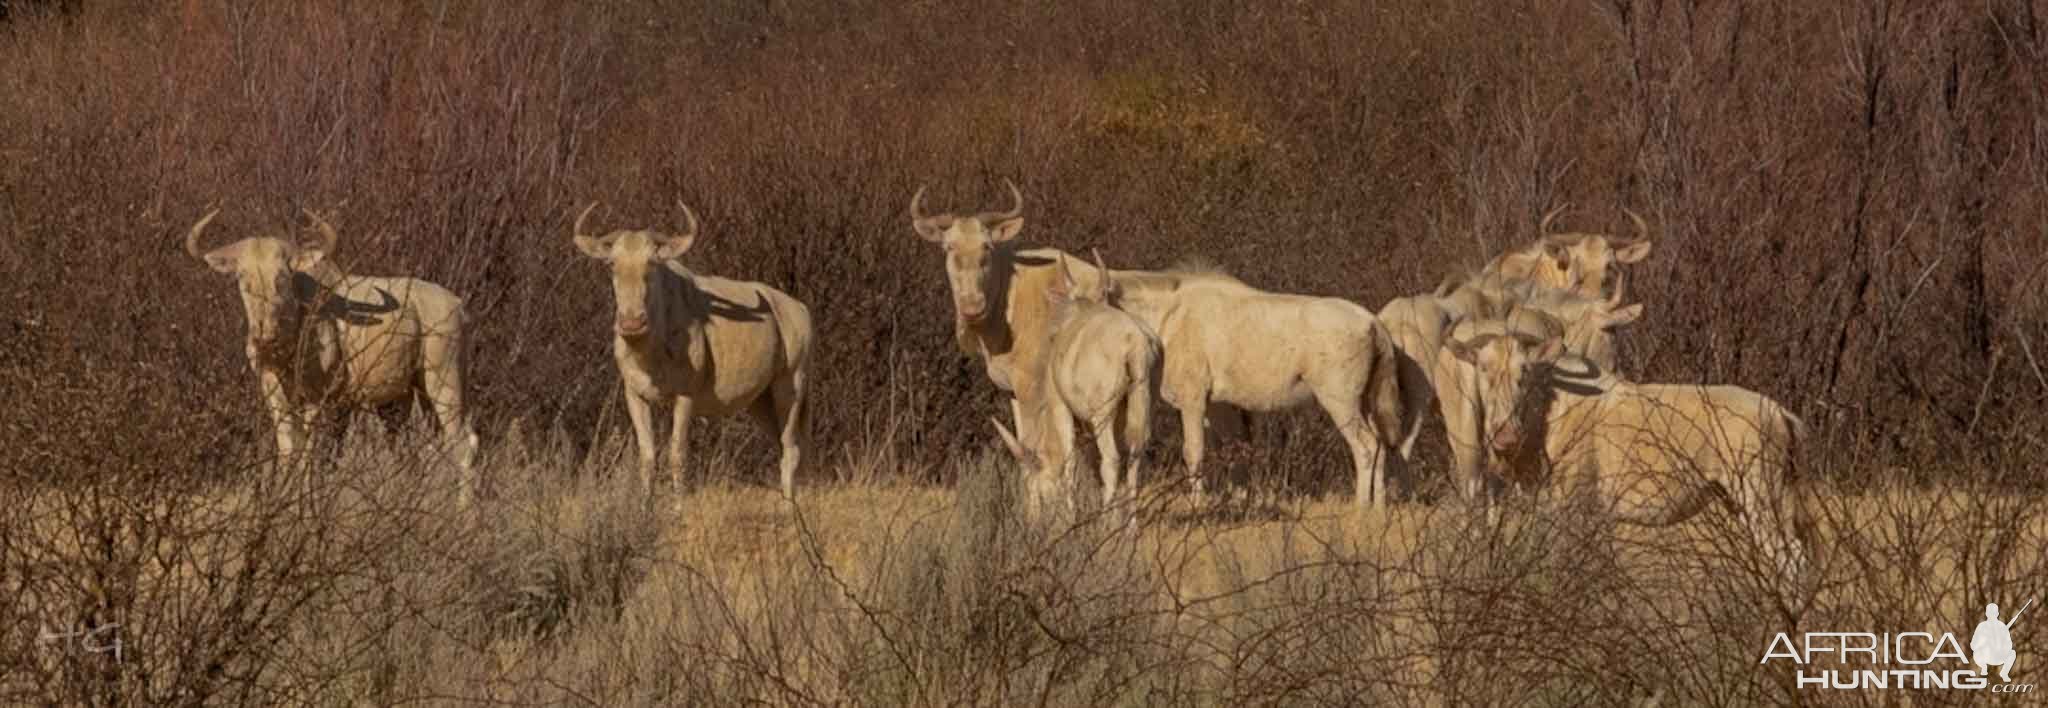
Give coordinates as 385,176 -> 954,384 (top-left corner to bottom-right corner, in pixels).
991,251 -> 1158,524
572,202 -> 813,498
1095,265 -> 1406,510
1446,325 -> 1812,590
1439,205 -> 1653,302
908,180 -> 1248,451
1380,272 -> 1643,504
185,208 -> 479,503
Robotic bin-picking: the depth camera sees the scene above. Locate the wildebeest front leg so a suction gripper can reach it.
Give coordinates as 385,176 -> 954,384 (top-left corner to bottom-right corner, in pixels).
624,392 -> 659,490
259,370 -> 302,467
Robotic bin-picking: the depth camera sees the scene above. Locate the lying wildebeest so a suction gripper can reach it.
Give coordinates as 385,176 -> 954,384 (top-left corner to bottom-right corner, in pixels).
1092,263 -> 1407,510
908,180 -> 1248,453
1378,275 -> 1643,503
186,208 -> 479,503
1444,324 -> 1812,590
991,251 -> 1158,524
572,201 -> 813,498
1438,205 -> 1652,301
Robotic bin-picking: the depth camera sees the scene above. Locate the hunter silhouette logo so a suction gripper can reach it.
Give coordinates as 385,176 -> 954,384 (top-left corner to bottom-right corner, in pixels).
1972,599 -> 2027,683
1761,596 -> 2035,693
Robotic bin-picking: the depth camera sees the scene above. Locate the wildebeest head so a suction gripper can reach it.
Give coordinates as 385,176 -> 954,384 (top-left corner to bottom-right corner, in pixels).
1042,250 -> 1121,311
1533,205 -> 1652,300
910,179 -> 1025,325
572,201 -> 699,340
1439,324 -> 1566,457
1537,271 -> 1645,370
186,208 -> 336,348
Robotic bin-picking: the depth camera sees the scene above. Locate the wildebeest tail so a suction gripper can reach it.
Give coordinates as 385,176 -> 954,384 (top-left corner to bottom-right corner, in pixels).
1122,343 -> 1158,456
1366,319 -> 1404,448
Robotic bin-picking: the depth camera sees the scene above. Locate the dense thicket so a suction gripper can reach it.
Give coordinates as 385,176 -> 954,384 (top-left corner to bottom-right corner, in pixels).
4,0 -> 2044,486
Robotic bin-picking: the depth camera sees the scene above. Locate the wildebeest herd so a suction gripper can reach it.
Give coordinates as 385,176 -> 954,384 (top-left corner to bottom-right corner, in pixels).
183,181 -> 1809,585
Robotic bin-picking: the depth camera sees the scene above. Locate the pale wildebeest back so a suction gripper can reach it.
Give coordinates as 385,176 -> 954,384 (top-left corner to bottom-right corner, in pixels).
1456,332 -> 1814,594
909,180 -> 1248,449
991,250 -> 1159,525
571,202 -> 813,498
1438,205 -> 1653,302
185,208 -> 480,504
1101,266 -> 1406,510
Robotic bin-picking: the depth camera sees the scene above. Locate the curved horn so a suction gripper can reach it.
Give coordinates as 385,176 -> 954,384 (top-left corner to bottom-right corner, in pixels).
909,185 -> 931,222
977,178 -> 1024,222
1622,207 -> 1649,242
300,208 -> 338,253
1539,202 -> 1571,235
185,208 -> 221,260
675,200 -> 700,241
1606,268 -> 1627,307
573,202 -> 600,241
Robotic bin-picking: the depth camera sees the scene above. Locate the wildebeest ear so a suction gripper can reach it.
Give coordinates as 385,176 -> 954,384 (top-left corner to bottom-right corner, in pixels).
1047,257 -> 1077,304
572,234 -> 613,260
1613,239 -> 1651,264
913,216 -> 951,243
655,232 -> 696,261
203,243 -> 244,273
988,216 -> 1024,243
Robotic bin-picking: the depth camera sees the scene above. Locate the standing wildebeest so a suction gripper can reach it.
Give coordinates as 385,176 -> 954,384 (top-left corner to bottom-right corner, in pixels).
185,208 -> 479,503
1097,265 -> 1407,510
1439,205 -> 1653,301
1379,277 -> 1644,502
1445,327 -> 1812,589
908,180 -> 1248,451
991,251 -> 1158,524
571,202 -> 813,498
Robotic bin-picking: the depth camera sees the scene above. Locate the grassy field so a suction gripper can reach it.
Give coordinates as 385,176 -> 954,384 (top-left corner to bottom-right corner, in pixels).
10,423 -> 2041,705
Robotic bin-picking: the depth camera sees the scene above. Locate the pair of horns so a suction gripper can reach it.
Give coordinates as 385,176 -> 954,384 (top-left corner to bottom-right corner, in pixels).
184,207 -> 338,260
573,200 -> 700,243
909,178 -> 1024,224
1538,203 -> 1650,243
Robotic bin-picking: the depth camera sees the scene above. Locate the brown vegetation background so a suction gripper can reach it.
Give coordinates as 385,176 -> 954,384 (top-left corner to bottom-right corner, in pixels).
3,1 -> 2046,705
4,0 -> 2046,482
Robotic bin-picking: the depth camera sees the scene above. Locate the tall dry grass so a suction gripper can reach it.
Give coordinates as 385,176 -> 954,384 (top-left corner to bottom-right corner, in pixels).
3,0 -> 2046,705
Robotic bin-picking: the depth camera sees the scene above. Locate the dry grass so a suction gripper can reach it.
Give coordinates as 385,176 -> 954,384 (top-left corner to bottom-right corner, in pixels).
8,420 -> 2041,705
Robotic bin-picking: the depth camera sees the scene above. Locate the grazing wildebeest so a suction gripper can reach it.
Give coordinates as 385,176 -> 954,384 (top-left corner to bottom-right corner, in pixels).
185,208 -> 479,504
991,251 -> 1158,524
1447,327 -> 1812,589
1439,205 -> 1653,301
908,180 -> 1248,450
571,201 -> 813,498
1094,264 -> 1407,510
